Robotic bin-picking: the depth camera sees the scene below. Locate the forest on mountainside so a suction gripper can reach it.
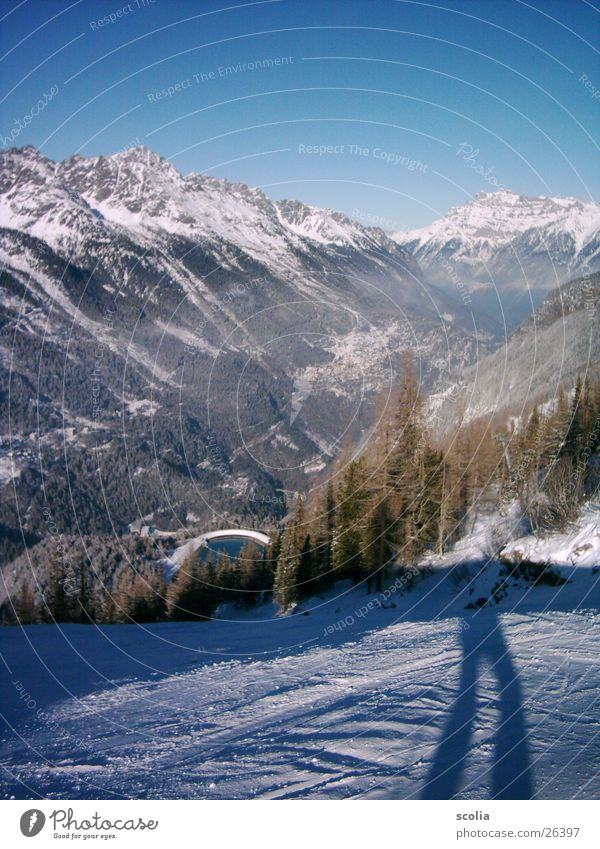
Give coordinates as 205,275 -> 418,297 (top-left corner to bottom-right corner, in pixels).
3,355 -> 599,626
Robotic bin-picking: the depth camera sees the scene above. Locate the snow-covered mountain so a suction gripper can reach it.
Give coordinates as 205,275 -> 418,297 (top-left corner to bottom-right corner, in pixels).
1,144 -> 411,280
393,190 -> 600,330
0,145 -> 490,550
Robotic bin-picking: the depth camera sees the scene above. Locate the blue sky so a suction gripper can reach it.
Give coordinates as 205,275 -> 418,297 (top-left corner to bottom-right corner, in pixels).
1,0 -> 598,229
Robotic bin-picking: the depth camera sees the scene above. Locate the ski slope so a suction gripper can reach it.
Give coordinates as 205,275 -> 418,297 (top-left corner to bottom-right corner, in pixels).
2,513 -> 600,800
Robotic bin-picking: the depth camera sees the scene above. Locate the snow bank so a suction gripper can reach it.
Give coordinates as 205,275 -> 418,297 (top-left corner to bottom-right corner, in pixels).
501,504 -> 600,568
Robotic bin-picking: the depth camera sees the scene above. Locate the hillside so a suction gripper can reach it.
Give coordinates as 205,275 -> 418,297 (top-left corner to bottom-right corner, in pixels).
431,271 -> 600,431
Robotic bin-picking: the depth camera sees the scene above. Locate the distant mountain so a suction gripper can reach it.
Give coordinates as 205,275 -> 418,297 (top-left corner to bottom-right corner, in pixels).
431,271 -> 600,431
392,190 -> 600,330
0,145 -> 490,556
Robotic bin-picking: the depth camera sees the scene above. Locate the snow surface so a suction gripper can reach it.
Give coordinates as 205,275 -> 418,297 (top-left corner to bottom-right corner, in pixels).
1,508 -> 600,800
0,455 -> 22,485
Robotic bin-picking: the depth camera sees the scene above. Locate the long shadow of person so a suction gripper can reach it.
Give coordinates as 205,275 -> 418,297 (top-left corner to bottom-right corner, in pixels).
421,610 -> 534,799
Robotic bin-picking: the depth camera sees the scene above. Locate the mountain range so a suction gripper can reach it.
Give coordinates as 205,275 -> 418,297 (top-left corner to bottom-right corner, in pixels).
0,145 -> 486,557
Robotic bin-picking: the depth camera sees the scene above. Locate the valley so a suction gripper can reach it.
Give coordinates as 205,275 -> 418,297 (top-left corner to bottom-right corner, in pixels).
1,146 -> 598,559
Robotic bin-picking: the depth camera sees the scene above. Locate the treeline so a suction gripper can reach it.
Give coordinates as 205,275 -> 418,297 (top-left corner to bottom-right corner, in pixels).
0,410 -> 286,566
0,533 -> 278,626
4,359 -> 599,624
1,535 -> 168,626
272,355 -> 491,610
500,375 -> 600,529
166,541 -> 275,620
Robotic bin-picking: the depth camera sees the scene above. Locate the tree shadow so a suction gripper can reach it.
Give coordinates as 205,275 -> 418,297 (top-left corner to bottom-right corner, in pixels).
421,610 -> 534,799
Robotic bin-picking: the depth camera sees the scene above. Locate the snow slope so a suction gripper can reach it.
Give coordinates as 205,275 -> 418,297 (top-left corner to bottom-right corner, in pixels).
2,508 -> 600,801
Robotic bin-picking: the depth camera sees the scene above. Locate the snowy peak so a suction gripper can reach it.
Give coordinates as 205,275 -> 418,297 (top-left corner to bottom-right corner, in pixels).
60,146 -> 356,251
391,188 -> 600,328
58,147 -> 192,225
274,198 -> 385,248
0,147 -> 102,247
0,146 -> 415,277
0,146 -> 57,197
394,189 -> 600,251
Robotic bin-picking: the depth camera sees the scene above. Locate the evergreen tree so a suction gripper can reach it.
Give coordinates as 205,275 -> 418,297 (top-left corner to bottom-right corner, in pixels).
313,480 -> 336,591
215,552 -> 237,607
333,457 -> 369,582
274,501 -> 306,609
41,545 -> 73,623
563,376 -> 583,460
264,530 -> 282,587
297,533 -> 316,599
414,446 -> 446,553
386,355 -> 425,562
236,542 -> 264,608
13,582 -> 38,625
363,490 -> 395,592
167,550 -> 212,621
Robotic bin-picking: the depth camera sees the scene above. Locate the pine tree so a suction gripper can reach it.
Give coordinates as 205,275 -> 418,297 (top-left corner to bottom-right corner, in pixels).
215,552 -> 237,607
414,446 -> 446,554
333,457 -> 369,582
126,566 -> 167,622
264,531 -> 282,587
41,544 -> 73,623
386,354 -> 425,562
313,480 -> 336,591
167,550 -> 212,620
363,490 -> 395,592
13,582 -> 38,625
75,558 -> 92,624
274,500 -> 307,610
297,533 -> 316,598
436,459 -> 452,556
563,376 -> 583,460
358,429 -> 395,592
236,542 -> 264,609
112,564 -> 134,622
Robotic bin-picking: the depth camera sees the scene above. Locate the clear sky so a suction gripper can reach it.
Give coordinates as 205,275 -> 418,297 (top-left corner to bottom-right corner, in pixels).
0,0 -> 598,229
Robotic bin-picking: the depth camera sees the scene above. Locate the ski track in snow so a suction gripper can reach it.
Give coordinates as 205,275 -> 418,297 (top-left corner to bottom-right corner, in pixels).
2,555 -> 600,800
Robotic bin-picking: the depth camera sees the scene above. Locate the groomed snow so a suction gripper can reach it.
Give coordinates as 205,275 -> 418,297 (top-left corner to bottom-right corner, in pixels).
1,507 -> 599,800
